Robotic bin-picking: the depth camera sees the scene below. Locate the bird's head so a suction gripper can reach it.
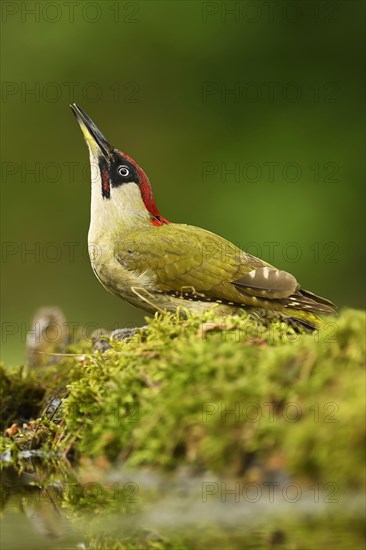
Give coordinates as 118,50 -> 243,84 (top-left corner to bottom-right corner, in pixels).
70,103 -> 168,227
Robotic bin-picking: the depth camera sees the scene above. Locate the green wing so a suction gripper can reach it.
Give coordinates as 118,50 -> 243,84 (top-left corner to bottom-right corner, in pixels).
114,224 -> 299,304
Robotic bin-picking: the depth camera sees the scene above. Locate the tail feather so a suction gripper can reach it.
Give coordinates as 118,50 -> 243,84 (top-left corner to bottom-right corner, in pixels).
299,288 -> 337,310
285,289 -> 337,315
286,314 -> 319,332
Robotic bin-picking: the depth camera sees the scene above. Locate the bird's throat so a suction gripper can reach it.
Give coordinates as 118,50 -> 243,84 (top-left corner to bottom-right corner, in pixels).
89,156 -> 151,244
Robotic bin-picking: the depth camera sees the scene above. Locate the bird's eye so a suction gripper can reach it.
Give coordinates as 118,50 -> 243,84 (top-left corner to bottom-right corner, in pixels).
118,165 -> 130,177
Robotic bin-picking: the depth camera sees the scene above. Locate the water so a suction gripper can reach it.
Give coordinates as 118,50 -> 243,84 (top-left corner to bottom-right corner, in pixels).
1,452 -> 365,549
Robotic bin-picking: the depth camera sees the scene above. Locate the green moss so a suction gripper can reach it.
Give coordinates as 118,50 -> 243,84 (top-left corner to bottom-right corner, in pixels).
1,309 -> 365,491
46,309 -> 363,489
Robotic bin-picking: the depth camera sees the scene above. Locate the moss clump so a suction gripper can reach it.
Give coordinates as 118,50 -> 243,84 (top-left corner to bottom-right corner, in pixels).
0,339 -> 92,453
1,309 -> 365,550
49,308 -> 365,488
1,309 -> 365,490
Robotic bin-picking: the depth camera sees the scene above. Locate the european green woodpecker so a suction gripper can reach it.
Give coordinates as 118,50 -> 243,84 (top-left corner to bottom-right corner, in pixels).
71,104 -> 336,330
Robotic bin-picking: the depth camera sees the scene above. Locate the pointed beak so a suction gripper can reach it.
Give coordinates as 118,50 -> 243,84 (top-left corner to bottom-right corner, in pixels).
70,103 -> 113,161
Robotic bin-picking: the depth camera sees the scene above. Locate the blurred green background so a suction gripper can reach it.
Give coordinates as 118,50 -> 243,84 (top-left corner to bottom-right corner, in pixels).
1,1 -> 365,364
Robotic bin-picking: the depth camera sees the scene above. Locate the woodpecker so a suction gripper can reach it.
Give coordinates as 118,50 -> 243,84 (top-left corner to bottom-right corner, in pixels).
70,104 -> 336,331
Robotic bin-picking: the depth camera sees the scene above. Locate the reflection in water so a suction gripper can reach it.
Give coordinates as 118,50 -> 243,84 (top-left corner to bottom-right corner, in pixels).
1,458 -> 72,547
1,454 -> 365,549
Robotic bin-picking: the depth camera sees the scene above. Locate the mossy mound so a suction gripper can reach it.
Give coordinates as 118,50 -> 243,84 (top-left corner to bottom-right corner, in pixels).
1,309 -> 365,549
2,308 -> 364,490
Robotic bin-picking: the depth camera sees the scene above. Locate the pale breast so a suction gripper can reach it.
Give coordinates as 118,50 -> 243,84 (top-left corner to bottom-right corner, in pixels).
88,237 -> 159,309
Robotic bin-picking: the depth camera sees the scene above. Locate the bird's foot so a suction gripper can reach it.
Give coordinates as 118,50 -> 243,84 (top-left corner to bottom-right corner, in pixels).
110,327 -> 147,342
91,326 -> 147,352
